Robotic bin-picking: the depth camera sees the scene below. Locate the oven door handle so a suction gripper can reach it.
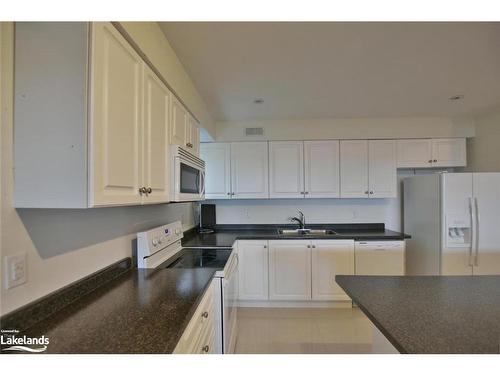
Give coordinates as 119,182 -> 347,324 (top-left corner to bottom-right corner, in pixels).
225,253 -> 238,282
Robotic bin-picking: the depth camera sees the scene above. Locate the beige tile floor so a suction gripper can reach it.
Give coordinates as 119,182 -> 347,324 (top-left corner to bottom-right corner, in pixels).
235,307 -> 373,354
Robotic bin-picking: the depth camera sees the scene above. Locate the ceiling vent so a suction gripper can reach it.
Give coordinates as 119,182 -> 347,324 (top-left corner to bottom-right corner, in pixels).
245,127 -> 264,136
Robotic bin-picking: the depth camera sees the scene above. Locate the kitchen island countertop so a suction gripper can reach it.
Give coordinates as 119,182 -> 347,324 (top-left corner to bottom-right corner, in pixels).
336,275 -> 500,354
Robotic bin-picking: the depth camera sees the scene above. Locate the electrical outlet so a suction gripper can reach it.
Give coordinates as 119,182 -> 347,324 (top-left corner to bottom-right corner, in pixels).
4,253 -> 27,289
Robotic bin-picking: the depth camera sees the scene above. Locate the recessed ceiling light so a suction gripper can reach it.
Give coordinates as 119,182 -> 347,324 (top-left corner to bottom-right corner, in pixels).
253,98 -> 264,104
449,94 -> 464,101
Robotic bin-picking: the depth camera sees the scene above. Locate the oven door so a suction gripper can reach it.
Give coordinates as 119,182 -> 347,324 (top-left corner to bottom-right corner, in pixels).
222,252 -> 238,353
173,157 -> 205,201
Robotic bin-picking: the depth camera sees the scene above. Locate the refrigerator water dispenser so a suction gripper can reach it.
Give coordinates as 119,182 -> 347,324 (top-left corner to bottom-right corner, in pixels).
446,215 -> 471,247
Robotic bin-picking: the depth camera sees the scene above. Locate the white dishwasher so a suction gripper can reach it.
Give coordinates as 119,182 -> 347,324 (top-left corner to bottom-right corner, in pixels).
354,241 -> 405,275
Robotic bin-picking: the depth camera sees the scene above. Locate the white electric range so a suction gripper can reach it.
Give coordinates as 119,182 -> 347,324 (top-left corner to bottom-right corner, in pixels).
136,221 -> 238,354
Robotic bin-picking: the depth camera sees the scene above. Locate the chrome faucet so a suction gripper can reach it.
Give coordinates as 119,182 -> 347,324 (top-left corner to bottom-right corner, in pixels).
289,210 -> 306,229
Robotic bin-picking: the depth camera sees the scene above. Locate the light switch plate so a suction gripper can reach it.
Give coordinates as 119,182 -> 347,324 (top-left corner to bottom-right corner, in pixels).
4,253 -> 27,289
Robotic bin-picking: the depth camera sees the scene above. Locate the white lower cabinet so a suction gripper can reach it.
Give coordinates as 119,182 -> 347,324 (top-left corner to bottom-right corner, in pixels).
311,240 -> 354,301
269,240 -> 311,300
237,240 -> 269,301
174,279 -> 217,354
237,239 -> 403,305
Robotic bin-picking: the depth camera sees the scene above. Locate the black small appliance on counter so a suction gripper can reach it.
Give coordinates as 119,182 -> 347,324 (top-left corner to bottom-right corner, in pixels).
199,204 -> 216,233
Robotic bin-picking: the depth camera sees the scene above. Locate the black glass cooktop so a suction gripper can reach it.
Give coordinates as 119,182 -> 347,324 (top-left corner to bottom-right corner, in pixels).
163,248 -> 232,269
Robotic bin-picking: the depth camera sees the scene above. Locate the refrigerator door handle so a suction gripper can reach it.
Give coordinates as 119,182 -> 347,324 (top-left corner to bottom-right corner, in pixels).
474,197 -> 480,266
468,197 -> 474,267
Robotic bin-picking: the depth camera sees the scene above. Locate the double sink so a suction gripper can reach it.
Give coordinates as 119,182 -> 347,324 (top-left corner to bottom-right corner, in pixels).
277,228 -> 338,236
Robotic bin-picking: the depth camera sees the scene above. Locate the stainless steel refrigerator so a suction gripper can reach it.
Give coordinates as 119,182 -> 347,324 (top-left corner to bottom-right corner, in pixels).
404,172 -> 500,275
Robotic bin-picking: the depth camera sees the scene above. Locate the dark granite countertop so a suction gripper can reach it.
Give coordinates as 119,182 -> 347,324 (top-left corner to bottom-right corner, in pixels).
182,224 -> 409,248
336,275 -> 500,354
17,267 -> 217,353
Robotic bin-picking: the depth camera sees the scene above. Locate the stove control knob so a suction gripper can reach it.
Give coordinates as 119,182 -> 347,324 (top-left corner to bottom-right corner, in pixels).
175,228 -> 181,235
152,238 -> 159,247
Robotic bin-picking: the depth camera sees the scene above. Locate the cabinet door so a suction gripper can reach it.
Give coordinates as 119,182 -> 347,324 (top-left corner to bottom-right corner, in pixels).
90,22 -> 143,206
142,65 -> 170,204
304,141 -> 340,198
269,240 -> 311,300
237,241 -> 269,300
340,140 -> 369,198
269,141 -> 304,198
200,143 -> 231,199
170,96 -> 187,148
396,139 -> 432,168
311,240 -> 354,301
368,140 -> 397,198
231,142 -> 269,199
187,114 -> 200,156
431,138 -> 466,167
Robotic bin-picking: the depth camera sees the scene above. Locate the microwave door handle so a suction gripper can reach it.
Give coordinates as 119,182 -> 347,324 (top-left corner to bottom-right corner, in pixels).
200,171 -> 205,196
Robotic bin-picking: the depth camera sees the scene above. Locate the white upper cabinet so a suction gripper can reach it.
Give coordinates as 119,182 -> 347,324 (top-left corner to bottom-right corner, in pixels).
340,140 -> 369,198
396,138 -> 467,168
142,64 -> 171,204
311,240 -> 354,301
90,22 -> 144,206
187,114 -> 200,156
396,139 -> 433,168
368,140 -> 397,198
170,98 -> 200,156
170,96 -> 188,148
200,143 -> 231,199
269,240 -> 311,300
340,140 -> 397,199
304,141 -> 340,198
231,142 -> 269,199
14,22 -> 203,208
269,141 -> 305,198
237,241 -> 269,301
431,138 -> 466,167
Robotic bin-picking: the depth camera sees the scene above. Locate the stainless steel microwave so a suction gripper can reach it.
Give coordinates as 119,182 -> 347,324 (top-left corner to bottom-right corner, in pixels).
170,146 -> 205,202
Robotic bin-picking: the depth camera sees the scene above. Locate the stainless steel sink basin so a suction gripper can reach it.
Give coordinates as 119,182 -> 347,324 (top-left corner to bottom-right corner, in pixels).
277,228 -> 337,236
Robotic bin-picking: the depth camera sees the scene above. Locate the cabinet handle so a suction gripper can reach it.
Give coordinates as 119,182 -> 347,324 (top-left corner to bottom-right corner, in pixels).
305,191 -> 309,195
201,311 -> 209,319
428,159 -> 432,163
147,187 -> 152,194
369,191 -> 374,195
231,192 -> 235,196
264,245 -> 267,248
433,159 -> 437,162
307,245 -> 311,248
312,245 -> 316,248
364,190 -> 369,195
227,192 -> 231,196
202,345 -> 210,353
139,187 -> 147,195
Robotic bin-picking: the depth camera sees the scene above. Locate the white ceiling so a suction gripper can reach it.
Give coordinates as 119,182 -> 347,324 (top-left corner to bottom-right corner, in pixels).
159,22 -> 500,122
